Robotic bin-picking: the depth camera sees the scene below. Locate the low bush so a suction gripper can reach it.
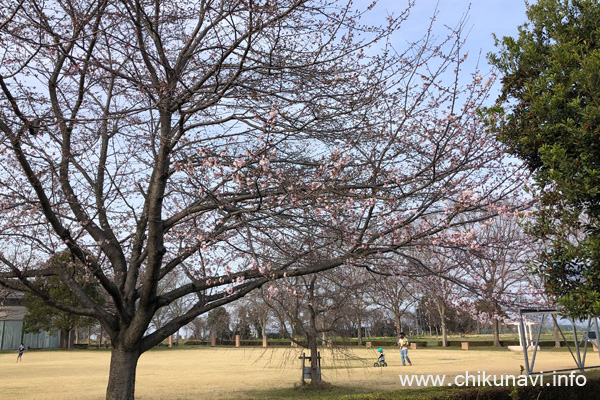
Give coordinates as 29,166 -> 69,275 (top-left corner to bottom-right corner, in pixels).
437,340 -> 567,347
513,376 -> 600,399
183,340 -> 208,346
428,376 -> 600,400
430,386 -> 511,400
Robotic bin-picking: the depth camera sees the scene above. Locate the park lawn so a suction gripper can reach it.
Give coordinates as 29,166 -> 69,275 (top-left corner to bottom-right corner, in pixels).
0,346 -> 596,399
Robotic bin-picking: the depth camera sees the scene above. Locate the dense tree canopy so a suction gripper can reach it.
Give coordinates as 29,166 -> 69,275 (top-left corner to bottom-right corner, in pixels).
23,252 -> 103,348
487,0 -> 600,318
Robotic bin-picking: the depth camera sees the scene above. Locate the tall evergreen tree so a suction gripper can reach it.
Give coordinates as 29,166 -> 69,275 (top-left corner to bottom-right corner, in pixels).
488,0 -> 600,317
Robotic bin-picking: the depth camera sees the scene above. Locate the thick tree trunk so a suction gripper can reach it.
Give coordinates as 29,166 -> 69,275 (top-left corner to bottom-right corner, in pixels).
105,344 -> 141,400
60,329 -> 73,349
307,292 -> 321,385
394,313 -> 402,338
308,335 -> 321,384
441,321 -> 448,347
437,302 -> 447,347
493,318 -> 501,347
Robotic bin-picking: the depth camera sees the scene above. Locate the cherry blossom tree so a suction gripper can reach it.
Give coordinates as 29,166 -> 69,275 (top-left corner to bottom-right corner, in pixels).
149,271 -> 191,332
523,264 -> 563,347
408,248 -> 470,346
238,290 -> 272,340
462,215 -> 532,346
263,272 -> 352,385
366,261 -> 416,339
188,315 -> 211,340
0,0 -> 523,398
331,265 -> 373,345
518,225 -> 562,347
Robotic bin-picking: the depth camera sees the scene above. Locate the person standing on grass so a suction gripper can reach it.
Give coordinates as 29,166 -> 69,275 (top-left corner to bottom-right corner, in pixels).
398,333 -> 412,366
16,343 -> 25,363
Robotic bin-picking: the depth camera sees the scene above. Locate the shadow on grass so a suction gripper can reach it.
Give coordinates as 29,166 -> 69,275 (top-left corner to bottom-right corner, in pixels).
242,370 -> 600,400
241,381 -> 453,400
243,381 -> 371,399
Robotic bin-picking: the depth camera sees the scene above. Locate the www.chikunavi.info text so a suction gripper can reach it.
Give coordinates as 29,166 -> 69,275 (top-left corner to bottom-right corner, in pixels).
399,371 -> 587,387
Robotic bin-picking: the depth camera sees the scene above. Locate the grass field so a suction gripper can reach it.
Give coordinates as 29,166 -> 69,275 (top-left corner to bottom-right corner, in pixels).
0,345 -> 596,399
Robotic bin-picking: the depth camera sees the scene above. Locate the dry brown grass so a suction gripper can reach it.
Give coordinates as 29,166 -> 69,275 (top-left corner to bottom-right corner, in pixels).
0,345 -> 585,399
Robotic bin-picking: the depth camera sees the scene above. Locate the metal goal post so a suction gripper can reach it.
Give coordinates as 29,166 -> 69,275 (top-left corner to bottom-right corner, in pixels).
517,308 -> 600,375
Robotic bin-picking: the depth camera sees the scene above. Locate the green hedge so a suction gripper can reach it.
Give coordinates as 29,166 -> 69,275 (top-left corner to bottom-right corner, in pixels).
430,386 -> 510,400
438,341 -> 567,347
183,340 -> 209,346
182,339 -> 431,347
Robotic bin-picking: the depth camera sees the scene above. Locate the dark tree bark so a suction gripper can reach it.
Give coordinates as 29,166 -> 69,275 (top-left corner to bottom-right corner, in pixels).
307,306 -> 321,385
438,303 -> 448,347
492,317 -> 501,347
106,345 -> 141,400
356,313 -> 363,346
